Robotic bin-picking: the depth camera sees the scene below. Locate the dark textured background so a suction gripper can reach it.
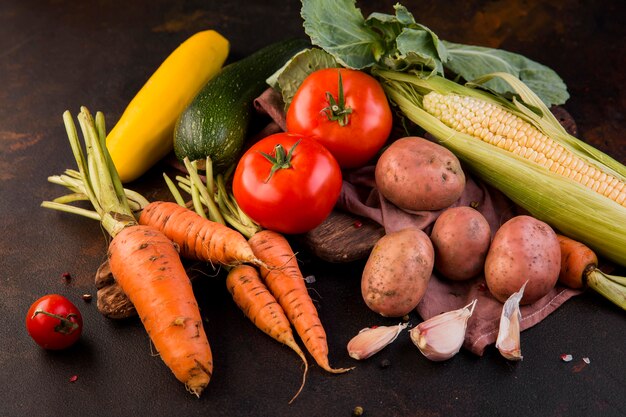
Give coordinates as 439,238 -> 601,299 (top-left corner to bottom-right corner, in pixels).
1,1 -> 625,416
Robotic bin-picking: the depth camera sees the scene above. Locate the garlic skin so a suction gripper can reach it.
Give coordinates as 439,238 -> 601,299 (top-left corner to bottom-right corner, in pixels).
410,299 -> 477,361
496,281 -> 526,361
347,323 -> 408,360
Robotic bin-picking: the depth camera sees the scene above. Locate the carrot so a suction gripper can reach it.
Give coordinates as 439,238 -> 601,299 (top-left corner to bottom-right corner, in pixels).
226,264 -> 308,403
42,108 -> 213,396
169,156 -> 353,374
557,234 -> 626,310
109,225 -> 212,396
139,200 -> 264,268
249,230 -> 353,374
557,234 -> 598,289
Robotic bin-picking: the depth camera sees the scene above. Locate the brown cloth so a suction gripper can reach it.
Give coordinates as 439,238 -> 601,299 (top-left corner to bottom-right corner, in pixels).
255,88 -> 581,356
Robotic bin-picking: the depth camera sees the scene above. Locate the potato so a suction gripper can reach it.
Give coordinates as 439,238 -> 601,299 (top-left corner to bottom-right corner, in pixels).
430,206 -> 491,281
361,227 -> 434,317
484,215 -> 561,305
375,137 -> 466,211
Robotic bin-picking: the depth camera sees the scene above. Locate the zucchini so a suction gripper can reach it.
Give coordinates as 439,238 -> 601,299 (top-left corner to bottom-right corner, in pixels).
174,37 -> 310,170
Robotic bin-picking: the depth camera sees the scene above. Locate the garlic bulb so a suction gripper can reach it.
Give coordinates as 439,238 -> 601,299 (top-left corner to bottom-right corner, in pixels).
409,299 -> 477,361
347,323 -> 408,360
496,281 -> 526,361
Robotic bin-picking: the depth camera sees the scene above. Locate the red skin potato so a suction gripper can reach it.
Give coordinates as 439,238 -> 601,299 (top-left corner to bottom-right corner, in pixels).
374,137 -> 466,211
361,227 -> 434,317
484,215 -> 561,305
430,206 -> 492,281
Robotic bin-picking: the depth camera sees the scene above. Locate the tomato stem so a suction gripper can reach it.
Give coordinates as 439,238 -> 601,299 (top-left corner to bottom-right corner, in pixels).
322,71 -> 352,126
32,310 -> 80,335
259,139 -> 300,183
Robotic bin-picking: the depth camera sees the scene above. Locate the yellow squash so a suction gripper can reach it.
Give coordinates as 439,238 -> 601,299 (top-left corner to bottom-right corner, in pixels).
106,30 -> 229,182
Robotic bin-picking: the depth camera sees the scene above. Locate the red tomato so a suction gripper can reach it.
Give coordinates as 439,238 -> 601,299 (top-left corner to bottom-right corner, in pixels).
286,68 -> 393,169
233,132 -> 342,234
26,294 -> 83,350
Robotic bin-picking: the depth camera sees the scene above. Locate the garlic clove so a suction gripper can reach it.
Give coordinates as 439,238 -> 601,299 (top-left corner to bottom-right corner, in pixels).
347,323 -> 408,360
410,299 -> 477,361
496,281 -> 526,361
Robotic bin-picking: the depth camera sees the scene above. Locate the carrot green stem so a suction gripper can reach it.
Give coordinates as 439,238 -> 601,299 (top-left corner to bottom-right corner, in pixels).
183,157 -> 224,224
163,173 -> 186,207
166,157 -> 261,239
46,171 -> 148,212
204,156 -> 215,202
42,108 -> 139,237
40,201 -> 101,221
587,269 -> 626,311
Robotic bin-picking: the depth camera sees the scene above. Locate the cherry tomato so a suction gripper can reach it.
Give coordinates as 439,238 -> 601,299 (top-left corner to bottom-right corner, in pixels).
233,132 -> 342,234
26,294 -> 83,350
286,68 -> 393,169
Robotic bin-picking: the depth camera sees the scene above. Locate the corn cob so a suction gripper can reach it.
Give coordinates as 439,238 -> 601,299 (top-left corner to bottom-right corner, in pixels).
422,92 -> 626,207
375,69 -> 626,269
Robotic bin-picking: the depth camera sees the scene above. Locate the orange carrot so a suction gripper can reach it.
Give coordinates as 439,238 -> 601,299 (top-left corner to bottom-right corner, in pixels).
166,157 -> 353,373
248,230 -> 353,374
43,108 -> 214,396
109,225 -> 212,396
557,234 -> 626,310
226,264 -> 308,403
557,234 -> 597,289
139,201 -> 264,268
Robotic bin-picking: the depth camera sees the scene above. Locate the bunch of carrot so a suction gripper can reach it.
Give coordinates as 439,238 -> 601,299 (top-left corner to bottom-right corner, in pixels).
149,157 -> 353,401
137,199 -> 312,403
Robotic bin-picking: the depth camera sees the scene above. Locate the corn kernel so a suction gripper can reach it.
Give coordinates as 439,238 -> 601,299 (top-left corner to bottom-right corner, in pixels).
422,92 -> 626,207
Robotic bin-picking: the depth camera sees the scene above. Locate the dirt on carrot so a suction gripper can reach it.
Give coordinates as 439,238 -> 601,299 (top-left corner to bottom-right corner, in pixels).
248,230 -> 353,374
108,225 -> 213,396
139,201 -> 265,268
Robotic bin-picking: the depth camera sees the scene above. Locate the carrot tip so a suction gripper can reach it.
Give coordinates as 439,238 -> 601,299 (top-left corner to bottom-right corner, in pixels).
323,366 -> 355,374
185,384 -> 205,398
288,365 -> 308,405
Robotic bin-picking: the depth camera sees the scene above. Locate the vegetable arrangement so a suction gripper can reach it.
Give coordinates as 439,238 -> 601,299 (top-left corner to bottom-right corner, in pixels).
35,0 -> 626,403
377,71 -> 626,267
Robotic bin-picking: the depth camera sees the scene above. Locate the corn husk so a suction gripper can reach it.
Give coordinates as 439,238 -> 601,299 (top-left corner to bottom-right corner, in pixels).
376,69 -> 626,267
